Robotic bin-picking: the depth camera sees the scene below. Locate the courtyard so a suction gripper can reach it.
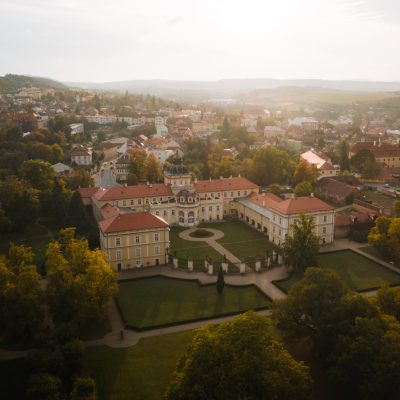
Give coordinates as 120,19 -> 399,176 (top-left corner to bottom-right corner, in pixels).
273,249 -> 400,293
116,276 -> 271,329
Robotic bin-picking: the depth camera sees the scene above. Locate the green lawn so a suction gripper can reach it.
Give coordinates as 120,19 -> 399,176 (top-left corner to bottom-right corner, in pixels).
0,223 -> 54,270
359,245 -> 400,267
274,250 -> 400,293
361,190 -> 394,209
84,330 -> 195,400
200,220 -> 275,259
116,276 -> 270,329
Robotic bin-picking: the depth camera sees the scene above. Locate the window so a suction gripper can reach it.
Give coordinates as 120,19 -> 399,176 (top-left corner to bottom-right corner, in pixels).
135,235 -> 140,244
230,192 -> 233,197
202,207 -> 205,212
216,206 -> 220,211
154,246 -> 160,255
145,199 -> 149,204
116,250 -> 121,260
224,192 -> 227,197
164,210 -> 167,216
154,233 -> 159,241
238,191 -> 241,196
156,211 -> 159,216
209,206 -> 212,211
130,200 -> 134,206
116,237 -> 121,246
279,218 -> 282,225
172,210 -> 175,216
188,211 -> 195,223
138,199 -> 142,205
323,227 -> 326,234
135,247 -> 141,257
122,200 -> 126,206
323,215 -> 327,222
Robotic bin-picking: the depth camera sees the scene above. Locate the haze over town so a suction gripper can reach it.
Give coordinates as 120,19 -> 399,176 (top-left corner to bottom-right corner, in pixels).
1,0 -> 400,82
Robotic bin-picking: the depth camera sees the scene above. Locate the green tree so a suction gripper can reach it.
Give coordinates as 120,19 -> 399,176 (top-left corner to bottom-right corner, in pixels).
7,243 -> 35,274
165,312 -> 311,400
393,200 -> 400,217
71,376 -> 97,400
251,146 -> 294,186
283,214 -> 320,272
66,191 -> 91,235
294,181 -> 313,197
293,159 -> 319,185
376,286 -> 400,321
216,267 -> 224,294
126,173 -> 138,185
67,170 -> 94,191
337,140 -> 350,171
19,160 -> 56,191
26,373 -> 62,400
145,153 -> 163,182
46,230 -> 117,324
351,149 -> 381,179
266,183 -> 281,196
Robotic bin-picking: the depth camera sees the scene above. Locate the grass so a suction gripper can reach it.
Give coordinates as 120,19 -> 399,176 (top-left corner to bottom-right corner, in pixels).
169,226 -> 222,261
200,220 -> 275,259
359,245 -> 400,268
116,276 -> 270,329
361,189 -> 394,210
274,250 -> 400,293
84,330 -> 195,400
0,223 -> 54,270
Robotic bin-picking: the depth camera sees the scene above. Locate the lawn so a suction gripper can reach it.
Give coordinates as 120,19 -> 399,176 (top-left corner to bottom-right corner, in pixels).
359,245 -> 400,268
169,226 -> 238,272
116,276 -> 270,329
200,220 -> 275,259
274,250 -> 400,293
0,330 -> 196,400
0,223 -> 54,270
84,330 -> 195,400
361,189 -> 394,210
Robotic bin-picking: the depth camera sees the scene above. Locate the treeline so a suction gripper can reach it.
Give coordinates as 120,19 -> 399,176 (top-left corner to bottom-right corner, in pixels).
0,229 -> 117,399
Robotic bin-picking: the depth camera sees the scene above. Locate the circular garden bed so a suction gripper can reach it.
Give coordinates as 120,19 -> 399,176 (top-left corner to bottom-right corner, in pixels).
189,229 -> 213,238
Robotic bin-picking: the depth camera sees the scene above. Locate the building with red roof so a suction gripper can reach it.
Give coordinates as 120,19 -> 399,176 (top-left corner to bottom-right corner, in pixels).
99,211 -> 169,270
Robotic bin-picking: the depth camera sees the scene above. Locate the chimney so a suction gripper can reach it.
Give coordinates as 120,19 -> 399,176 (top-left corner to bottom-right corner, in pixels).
219,176 -> 223,180
310,193 -> 314,197
209,177 -> 211,182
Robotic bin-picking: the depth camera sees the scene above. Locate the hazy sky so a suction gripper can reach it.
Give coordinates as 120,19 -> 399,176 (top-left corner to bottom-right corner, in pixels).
1,0 -> 400,82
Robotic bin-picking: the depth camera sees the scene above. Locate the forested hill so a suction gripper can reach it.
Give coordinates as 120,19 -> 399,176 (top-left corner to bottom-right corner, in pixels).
0,74 -> 66,93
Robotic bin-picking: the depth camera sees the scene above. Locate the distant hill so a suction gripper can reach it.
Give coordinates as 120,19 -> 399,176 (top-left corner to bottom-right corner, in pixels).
0,74 -> 66,93
64,78 -> 400,103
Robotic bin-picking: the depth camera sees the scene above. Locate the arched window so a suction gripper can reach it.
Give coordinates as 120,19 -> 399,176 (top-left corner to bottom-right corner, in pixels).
188,211 -> 195,223
179,211 -> 184,223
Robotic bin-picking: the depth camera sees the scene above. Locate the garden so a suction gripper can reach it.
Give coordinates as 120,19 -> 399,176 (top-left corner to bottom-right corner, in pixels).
273,249 -> 400,293
116,276 -> 271,329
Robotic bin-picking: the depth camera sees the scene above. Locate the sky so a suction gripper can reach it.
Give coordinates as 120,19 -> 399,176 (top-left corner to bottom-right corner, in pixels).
0,0 -> 400,82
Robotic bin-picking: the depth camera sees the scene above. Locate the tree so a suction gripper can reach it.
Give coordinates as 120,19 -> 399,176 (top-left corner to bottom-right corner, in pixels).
337,140 -> 350,171
7,243 -> 35,274
376,286 -> 400,321
283,214 -> 320,272
71,376 -> 97,400
351,149 -> 381,179
26,373 -> 62,400
393,200 -> 400,217
293,159 -> 319,185
216,267 -> 224,294
67,170 -> 94,191
251,146 -> 294,186
126,173 -> 138,185
145,153 -> 163,182
165,312 -> 311,400
46,230 -> 117,324
19,160 -> 55,191
294,181 -> 313,197
66,191 -> 91,235
129,149 -> 147,181
42,178 -> 70,227
368,216 -> 400,260
267,183 -> 281,196
274,268 -> 347,354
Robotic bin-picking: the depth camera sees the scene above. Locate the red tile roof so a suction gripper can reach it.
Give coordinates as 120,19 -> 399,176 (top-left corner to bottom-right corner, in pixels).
78,187 -> 99,198
94,183 -> 173,201
71,145 -> 90,156
100,204 -> 119,220
99,212 -> 169,233
350,142 -> 400,158
194,177 -> 258,193
248,192 -> 333,215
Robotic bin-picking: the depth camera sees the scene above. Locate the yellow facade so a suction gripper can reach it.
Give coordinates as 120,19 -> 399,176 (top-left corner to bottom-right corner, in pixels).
100,226 -> 169,271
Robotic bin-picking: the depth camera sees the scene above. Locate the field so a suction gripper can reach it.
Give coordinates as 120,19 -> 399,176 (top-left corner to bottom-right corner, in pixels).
274,250 -> 400,293
200,220 -> 275,259
116,276 -> 270,329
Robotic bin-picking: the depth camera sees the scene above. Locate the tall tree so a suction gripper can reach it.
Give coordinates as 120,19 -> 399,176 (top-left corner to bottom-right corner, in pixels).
19,160 -> 55,191
294,181 -> 313,197
337,140 -> 350,171
129,149 -> 147,181
165,312 -> 311,400
145,153 -> 163,183
66,191 -> 91,235
351,149 -> 381,179
293,159 -> 319,185
283,214 -> 320,272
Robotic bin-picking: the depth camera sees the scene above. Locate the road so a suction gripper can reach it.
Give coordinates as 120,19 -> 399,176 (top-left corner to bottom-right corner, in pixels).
93,160 -> 119,188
